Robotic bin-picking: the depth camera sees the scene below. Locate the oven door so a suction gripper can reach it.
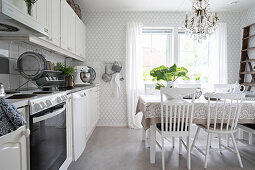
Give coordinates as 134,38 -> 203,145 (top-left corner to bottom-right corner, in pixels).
30,103 -> 67,170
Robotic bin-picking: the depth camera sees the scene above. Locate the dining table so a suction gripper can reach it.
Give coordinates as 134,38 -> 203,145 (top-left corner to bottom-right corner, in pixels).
136,94 -> 255,164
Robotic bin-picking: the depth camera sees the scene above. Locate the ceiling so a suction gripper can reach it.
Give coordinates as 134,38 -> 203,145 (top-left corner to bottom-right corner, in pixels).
75,0 -> 255,12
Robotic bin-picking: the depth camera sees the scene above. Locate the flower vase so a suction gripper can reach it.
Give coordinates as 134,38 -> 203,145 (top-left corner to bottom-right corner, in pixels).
26,2 -> 33,16
167,81 -> 174,88
66,75 -> 74,89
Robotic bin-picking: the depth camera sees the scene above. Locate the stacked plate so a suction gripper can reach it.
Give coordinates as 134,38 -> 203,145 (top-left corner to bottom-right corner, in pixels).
17,52 -> 47,80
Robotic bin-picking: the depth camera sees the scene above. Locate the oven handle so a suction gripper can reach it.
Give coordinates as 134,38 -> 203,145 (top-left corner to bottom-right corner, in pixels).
33,105 -> 66,123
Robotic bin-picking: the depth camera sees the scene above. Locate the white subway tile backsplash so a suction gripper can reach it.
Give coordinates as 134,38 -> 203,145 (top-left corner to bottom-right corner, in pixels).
0,74 -> 10,90
9,74 -> 20,90
9,59 -> 19,75
9,41 -> 19,59
0,40 -> 68,90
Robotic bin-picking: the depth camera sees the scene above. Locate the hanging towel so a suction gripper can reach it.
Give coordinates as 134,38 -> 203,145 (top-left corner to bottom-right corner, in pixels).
0,98 -> 26,137
111,73 -> 121,98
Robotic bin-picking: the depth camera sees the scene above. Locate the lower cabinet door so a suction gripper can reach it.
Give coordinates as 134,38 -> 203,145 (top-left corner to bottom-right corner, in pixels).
0,126 -> 29,170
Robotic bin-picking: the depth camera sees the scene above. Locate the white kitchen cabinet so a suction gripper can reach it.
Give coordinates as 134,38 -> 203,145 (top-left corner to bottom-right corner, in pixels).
47,0 -> 61,46
61,0 -> 76,53
85,89 -> 92,137
0,107 -> 30,170
85,87 -> 100,139
75,15 -> 86,59
35,0 -> 49,34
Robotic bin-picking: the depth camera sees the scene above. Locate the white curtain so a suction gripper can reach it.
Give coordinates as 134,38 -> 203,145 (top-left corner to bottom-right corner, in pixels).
208,23 -> 228,84
126,23 -> 144,129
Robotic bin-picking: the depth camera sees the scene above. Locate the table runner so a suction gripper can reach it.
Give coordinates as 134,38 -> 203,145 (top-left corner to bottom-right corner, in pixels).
136,95 -> 255,130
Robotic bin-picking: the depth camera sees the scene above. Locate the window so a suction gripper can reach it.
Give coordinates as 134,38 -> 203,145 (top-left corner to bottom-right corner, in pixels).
141,28 -> 173,82
141,27 -> 218,85
178,32 -> 209,83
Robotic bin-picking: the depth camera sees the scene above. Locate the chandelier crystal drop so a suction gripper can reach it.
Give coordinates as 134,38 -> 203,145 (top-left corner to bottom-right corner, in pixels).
184,0 -> 219,42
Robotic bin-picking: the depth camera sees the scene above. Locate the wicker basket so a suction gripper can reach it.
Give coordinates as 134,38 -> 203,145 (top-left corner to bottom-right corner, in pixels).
67,0 -> 75,11
75,4 -> 82,19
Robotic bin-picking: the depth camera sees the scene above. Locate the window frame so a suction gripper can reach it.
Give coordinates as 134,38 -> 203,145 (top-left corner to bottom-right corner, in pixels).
141,27 -> 174,67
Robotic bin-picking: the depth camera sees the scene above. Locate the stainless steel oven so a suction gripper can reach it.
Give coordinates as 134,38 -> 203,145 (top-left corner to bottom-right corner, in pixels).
29,102 -> 66,170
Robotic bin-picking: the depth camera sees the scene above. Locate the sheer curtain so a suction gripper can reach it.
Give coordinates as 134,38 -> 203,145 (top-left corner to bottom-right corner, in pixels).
126,23 -> 144,129
208,23 -> 228,84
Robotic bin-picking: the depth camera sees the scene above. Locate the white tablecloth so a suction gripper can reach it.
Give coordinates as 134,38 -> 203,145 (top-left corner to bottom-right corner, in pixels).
136,95 -> 255,130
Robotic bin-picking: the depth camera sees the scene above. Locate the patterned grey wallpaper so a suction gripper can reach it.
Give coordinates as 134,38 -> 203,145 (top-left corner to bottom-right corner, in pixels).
83,11 -> 243,126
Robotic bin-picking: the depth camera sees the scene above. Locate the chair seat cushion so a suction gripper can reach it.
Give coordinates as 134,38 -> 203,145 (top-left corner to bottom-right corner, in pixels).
156,123 -> 189,131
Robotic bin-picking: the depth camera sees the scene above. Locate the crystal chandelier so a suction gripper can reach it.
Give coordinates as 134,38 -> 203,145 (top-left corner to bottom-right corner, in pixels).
184,0 -> 219,42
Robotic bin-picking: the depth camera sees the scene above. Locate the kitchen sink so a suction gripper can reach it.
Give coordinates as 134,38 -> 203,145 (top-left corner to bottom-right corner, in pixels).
7,94 -> 37,99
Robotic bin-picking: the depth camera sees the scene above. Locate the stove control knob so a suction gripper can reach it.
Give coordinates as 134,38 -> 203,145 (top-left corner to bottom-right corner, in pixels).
40,102 -> 47,108
57,97 -> 62,103
34,103 -> 43,112
46,100 -> 53,107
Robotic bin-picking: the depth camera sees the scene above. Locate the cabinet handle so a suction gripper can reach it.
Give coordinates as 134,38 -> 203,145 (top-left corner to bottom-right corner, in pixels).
44,28 -> 48,33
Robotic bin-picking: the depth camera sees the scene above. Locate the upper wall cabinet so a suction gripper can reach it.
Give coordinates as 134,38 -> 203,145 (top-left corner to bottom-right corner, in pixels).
39,0 -> 60,46
75,15 -> 86,59
50,0 -> 61,46
28,0 -> 86,61
61,0 -> 76,53
35,0 -> 49,33
0,0 -> 48,36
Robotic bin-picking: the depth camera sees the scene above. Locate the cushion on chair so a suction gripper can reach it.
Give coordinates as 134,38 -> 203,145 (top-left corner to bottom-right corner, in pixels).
156,123 -> 189,131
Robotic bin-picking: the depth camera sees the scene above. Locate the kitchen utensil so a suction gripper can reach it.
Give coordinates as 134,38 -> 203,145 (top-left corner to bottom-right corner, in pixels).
111,61 -> 122,73
35,77 -> 64,86
17,52 -> 47,80
102,66 -> 112,82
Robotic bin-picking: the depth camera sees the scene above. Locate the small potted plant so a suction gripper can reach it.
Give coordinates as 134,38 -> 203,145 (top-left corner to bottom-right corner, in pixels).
192,74 -> 202,84
150,64 -> 189,89
24,0 -> 37,16
55,63 -> 75,89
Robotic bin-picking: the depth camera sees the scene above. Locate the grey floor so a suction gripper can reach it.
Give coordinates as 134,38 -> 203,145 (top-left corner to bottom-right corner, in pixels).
68,127 -> 255,170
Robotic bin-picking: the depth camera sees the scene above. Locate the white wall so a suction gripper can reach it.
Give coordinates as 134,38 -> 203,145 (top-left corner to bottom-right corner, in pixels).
83,11 -> 242,126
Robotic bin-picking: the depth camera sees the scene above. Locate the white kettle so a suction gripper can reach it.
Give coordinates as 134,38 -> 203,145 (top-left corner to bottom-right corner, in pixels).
233,81 -> 245,93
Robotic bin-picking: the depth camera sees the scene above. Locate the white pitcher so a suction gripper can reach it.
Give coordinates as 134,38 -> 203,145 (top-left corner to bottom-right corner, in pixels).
232,81 -> 245,93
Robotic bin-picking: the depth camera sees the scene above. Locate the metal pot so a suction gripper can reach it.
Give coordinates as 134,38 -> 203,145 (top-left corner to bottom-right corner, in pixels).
80,71 -> 91,83
102,66 -> 112,82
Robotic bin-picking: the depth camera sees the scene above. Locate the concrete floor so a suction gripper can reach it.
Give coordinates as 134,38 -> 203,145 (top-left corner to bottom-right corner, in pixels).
68,127 -> 255,170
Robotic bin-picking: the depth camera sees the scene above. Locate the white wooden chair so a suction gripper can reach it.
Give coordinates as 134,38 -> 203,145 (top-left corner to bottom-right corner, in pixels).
158,88 -> 196,170
213,84 -> 233,146
236,124 -> 255,147
191,92 -> 245,169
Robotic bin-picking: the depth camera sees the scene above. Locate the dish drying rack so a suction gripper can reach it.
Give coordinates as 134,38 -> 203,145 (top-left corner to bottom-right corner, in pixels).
16,70 -> 64,90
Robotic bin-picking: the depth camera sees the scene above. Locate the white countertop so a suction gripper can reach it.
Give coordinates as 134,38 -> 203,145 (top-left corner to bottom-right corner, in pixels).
4,84 -> 99,108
